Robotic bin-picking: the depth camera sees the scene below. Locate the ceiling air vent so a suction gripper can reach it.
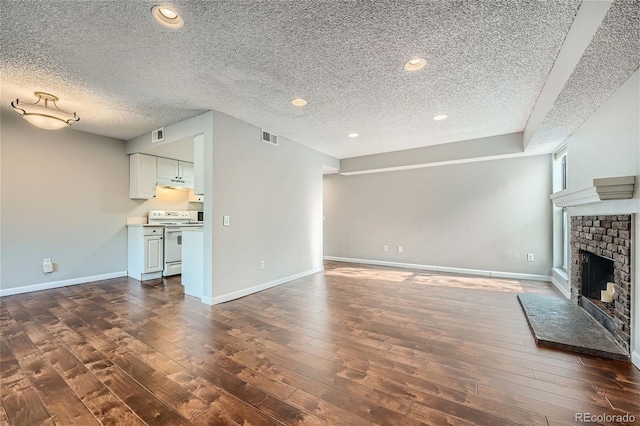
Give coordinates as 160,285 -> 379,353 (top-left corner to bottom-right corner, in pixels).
261,129 -> 278,146
152,128 -> 164,143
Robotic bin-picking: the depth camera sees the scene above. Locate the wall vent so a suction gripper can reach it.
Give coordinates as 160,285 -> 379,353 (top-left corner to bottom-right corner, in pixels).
152,128 -> 165,143
261,129 -> 278,146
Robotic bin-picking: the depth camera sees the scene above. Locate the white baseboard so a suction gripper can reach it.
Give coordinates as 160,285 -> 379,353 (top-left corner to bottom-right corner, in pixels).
323,256 -> 551,282
550,268 -> 571,299
632,351 -> 640,370
202,266 -> 324,306
0,271 -> 128,297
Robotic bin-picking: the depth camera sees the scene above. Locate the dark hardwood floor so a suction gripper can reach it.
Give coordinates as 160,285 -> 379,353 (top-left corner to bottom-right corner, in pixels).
1,261 -> 639,425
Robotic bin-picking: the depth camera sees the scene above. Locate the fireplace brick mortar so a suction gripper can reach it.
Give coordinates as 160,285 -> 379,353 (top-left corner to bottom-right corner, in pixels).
571,215 -> 632,353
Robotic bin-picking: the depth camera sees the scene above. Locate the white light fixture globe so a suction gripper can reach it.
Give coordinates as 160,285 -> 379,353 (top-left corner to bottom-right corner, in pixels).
11,92 -> 80,130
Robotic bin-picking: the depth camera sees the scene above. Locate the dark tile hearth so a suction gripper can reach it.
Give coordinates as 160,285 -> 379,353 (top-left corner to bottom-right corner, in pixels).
517,294 -> 628,361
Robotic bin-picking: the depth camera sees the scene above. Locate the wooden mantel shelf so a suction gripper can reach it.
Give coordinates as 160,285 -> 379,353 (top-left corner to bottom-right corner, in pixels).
550,176 -> 636,207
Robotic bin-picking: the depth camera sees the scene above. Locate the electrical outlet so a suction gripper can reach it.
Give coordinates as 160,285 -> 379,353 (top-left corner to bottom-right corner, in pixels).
398,246 -> 403,253
223,215 -> 230,226
43,258 -> 53,273
527,253 -> 534,262
383,245 -> 388,252
259,260 -> 265,269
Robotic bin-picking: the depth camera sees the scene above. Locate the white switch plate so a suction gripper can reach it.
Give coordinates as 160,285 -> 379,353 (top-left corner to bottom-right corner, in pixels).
527,253 -> 534,262
398,246 -> 403,253
223,215 -> 230,226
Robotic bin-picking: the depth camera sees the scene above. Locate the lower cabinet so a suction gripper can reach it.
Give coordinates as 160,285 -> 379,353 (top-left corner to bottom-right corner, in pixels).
144,234 -> 164,273
128,226 -> 164,281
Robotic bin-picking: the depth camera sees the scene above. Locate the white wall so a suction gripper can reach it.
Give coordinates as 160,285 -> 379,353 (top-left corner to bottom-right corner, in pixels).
210,112 -> 326,303
563,70 -> 639,369
324,154 -> 553,277
568,71 -> 639,190
0,114 -> 195,294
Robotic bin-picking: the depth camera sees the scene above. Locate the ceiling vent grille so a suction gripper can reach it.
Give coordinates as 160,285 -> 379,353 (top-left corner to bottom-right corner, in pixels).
152,128 -> 165,143
261,129 -> 278,146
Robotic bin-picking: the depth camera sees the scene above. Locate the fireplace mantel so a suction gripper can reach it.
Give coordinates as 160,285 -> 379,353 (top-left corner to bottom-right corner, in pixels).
551,176 -> 636,207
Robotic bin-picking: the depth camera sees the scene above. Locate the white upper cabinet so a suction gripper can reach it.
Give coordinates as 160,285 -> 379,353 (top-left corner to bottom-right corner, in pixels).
194,134 -> 204,195
157,157 -> 180,181
156,157 -> 194,188
180,161 -> 194,183
129,153 -> 157,199
130,154 -> 194,199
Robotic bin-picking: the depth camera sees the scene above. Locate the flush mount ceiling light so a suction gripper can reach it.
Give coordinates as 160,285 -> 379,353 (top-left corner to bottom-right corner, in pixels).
151,5 -> 184,29
11,92 -> 80,130
347,133 -> 359,138
432,114 -> 449,121
404,57 -> 427,72
291,98 -> 308,107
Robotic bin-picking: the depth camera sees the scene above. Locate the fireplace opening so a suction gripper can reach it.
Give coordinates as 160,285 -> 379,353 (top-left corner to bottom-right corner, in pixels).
580,250 -> 616,326
580,251 -> 614,304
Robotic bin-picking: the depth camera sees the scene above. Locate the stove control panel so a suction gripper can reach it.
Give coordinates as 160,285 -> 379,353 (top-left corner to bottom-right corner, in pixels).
148,210 -> 193,223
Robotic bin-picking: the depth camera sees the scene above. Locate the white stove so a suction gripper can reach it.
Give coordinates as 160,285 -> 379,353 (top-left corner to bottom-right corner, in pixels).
148,210 -> 202,276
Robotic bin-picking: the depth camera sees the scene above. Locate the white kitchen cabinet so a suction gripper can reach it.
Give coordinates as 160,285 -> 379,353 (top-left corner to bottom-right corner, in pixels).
156,157 -> 194,187
194,134 -> 204,195
128,226 -> 164,281
156,157 -> 179,181
180,161 -> 194,182
129,153 -> 157,199
156,157 -> 194,181
145,233 -> 164,272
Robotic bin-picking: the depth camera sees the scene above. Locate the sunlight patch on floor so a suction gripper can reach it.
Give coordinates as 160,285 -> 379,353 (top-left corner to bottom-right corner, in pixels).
325,267 -> 414,283
411,274 -> 528,293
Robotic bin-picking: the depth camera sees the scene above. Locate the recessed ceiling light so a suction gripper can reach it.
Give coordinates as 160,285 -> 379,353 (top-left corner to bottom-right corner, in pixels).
347,133 -> 359,138
404,57 -> 427,72
152,5 -> 184,29
432,114 -> 448,121
291,98 -> 308,107
159,7 -> 178,19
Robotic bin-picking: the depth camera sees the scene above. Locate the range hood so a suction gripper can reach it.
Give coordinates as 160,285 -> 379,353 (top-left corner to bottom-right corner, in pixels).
156,176 -> 194,189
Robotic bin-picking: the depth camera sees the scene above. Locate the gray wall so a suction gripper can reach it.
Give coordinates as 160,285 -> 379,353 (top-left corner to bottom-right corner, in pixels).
211,112 -> 325,300
562,70 -> 639,367
324,154 -> 553,276
0,114 -> 194,292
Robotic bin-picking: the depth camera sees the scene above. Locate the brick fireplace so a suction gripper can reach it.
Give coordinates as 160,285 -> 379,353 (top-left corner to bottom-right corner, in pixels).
570,215 -> 632,353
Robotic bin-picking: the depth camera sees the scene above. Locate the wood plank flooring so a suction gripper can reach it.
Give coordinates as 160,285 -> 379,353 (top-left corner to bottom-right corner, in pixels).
1,260 -> 639,425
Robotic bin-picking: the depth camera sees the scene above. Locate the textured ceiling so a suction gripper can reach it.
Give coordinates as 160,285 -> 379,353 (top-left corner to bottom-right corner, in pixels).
0,1 -> 637,159
527,0 -> 640,152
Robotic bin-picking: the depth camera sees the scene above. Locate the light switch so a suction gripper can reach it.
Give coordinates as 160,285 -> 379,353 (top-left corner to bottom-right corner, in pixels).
223,215 -> 230,226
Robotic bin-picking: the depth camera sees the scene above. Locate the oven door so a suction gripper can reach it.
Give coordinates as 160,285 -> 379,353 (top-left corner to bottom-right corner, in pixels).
164,227 -> 183,263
